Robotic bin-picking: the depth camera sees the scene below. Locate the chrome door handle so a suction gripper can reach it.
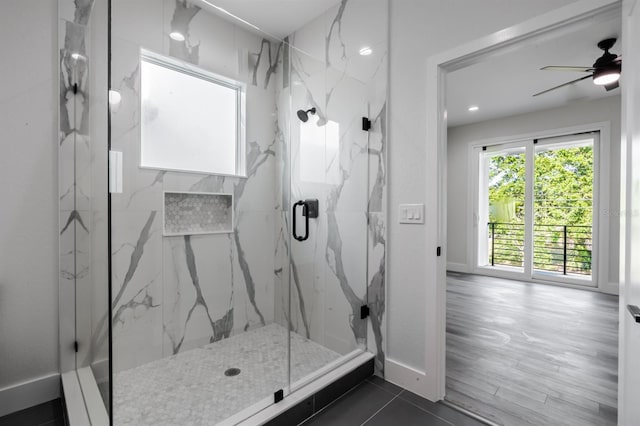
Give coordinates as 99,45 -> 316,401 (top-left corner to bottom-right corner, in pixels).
627,305 -> 640,323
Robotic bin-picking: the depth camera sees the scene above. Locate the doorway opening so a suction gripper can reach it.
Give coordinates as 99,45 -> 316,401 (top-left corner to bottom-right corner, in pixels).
437,4 -> 621,425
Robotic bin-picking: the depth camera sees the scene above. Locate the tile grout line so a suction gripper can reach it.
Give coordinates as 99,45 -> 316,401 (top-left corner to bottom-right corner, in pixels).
393,393 -> 457,426
364,378 -> 404,396
359,391 -> 403,426
298,381 -> 372,426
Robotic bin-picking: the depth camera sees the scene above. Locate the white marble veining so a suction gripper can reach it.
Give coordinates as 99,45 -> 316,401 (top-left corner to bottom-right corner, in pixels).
113,324 -> 340,425
109,0 -> 388,419
110,0 -> 284,375
59,0 -> 112,382
275,0 -> 388,374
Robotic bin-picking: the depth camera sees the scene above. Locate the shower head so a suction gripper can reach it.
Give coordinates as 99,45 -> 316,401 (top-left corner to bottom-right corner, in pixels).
296,107 -> 316,123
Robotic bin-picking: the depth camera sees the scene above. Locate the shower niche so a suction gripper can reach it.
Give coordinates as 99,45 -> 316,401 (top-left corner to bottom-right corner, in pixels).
163,192 -> 233,236
105,0 -> 389,424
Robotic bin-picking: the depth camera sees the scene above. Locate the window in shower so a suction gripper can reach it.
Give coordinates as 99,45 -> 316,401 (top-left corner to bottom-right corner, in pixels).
139,49 -> 246,176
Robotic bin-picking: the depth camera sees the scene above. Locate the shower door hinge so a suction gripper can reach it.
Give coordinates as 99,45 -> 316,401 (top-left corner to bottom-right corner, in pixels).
437,246 -> 442,256
74,341 -> 79,353
360,305 -> 370,319
274,389 -> 284,403
362,117 -> 372,131
73,83 -> 78,95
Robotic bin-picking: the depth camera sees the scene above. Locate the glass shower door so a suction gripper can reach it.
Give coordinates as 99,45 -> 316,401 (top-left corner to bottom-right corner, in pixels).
286,39 -> 371,392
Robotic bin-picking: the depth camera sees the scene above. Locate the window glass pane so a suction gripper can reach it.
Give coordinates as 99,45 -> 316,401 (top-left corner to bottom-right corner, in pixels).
533,138 -> 594,276
140,57 -> 239,175
485,147 -> 526,269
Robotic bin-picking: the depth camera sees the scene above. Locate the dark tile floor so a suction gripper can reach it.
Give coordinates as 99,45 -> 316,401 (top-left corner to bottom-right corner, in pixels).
0,379 -> 483,426
302,376 -> 485,426
0,399 -> 65,426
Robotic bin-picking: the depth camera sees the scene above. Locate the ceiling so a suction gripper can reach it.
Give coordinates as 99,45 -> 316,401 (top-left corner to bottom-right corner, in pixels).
446,14 -> 622,128
194,0 -> 341,40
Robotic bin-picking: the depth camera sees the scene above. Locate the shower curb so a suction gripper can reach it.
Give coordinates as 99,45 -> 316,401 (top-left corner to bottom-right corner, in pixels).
236,352 -> 375,426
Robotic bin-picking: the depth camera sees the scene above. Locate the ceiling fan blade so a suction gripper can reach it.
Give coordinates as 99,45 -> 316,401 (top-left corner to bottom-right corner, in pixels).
532,74 -> 592,97
541,66 -> 594,72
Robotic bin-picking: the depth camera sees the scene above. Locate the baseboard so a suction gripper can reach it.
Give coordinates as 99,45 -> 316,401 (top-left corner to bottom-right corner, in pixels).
0,373 -> 60,417
446,262 -> 469,273
600,281 -> 620,295
384,358 -> 441,401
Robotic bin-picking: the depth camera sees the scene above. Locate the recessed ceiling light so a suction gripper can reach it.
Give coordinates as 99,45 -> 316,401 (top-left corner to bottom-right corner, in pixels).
468,105 -> 479,112
359,46 -> 373,56
170,31 -> 186,42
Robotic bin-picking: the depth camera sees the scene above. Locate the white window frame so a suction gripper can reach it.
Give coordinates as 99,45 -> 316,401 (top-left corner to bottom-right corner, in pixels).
467,122 -> 610,290
139,48 -> 247,177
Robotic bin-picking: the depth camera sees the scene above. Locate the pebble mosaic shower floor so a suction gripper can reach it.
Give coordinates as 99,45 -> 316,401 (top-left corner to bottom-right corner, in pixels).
113,324 -> 342,425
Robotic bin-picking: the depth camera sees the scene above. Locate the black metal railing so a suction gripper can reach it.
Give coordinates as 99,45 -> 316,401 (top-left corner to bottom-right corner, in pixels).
488,222 -> 592,276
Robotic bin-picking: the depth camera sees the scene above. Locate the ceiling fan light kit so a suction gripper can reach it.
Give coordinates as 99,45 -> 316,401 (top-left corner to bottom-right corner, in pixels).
593,64 -> 621,85
534,37 -> 622,97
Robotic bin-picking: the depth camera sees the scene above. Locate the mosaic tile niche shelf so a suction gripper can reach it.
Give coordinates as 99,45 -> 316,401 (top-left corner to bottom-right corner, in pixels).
163,191 -> 233,236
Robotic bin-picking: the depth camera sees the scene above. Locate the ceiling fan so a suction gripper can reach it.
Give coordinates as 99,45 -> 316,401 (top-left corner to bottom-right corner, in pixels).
533,38 -> 621,97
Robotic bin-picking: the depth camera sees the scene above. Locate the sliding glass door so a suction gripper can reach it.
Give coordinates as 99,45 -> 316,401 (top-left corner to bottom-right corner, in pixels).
478,142 -> 530,274
476,132 -> 597,286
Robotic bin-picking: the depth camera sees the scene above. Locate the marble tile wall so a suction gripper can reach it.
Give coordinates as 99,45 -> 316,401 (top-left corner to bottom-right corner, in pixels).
110,0 -> 284,374
58,0 -> 110,388
274,0 -> 388,375
59,0 -> 385,417
109,0 -> 387,386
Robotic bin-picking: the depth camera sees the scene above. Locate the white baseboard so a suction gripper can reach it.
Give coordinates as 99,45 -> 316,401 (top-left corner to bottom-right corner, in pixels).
384,358 -> 442,401
600,281 -> 620,295
0,373 -> 60,417
446,262 -> 469,273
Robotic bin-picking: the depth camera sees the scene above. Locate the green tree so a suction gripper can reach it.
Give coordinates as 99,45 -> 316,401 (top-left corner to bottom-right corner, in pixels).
487,145 -> 593,274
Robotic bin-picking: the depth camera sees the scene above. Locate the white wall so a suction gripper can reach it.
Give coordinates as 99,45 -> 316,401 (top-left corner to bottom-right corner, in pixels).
0,0 -> 60,415
387,0 -> 581,388
447,95 -> 621,290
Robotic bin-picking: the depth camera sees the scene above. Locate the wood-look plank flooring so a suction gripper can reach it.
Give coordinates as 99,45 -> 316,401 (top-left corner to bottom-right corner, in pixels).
445,273 -> 618,426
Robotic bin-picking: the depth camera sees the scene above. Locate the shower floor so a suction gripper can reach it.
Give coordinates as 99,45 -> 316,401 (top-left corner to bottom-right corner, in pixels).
113,323 -> 342,425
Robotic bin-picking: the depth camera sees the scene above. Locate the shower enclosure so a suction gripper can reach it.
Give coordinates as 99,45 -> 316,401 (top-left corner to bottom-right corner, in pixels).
59,0 -> 388,424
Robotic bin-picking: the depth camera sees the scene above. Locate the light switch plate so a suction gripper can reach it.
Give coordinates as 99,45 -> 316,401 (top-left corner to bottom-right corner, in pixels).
399,204 -> 425,224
